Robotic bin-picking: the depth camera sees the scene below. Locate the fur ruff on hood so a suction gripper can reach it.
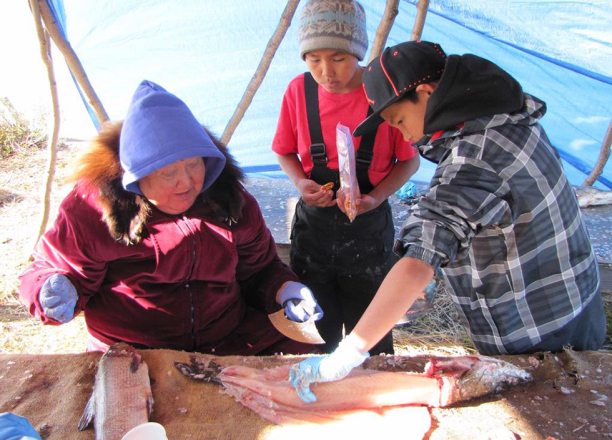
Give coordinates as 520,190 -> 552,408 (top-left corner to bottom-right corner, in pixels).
69,121 -> 245,245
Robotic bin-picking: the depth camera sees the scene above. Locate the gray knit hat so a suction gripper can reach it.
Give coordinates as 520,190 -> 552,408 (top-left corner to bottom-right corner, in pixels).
298,0 -> 368,61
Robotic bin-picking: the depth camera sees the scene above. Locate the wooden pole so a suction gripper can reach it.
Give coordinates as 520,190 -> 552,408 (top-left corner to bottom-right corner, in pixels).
583,118 -> 612,187
369,0 -> 399,62
36,0 -> 109,124
410,0 -> 430,41
29,0 -> 61,244
221,0 -> 301,146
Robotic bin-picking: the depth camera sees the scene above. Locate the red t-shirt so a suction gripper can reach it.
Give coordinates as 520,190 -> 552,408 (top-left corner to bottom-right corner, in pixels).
272,73 -> 417,187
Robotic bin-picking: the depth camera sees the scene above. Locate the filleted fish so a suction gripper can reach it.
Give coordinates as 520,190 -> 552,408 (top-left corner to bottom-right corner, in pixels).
175,354 -> 531,428
78,343 -> 154,440
575,185 -> 612,208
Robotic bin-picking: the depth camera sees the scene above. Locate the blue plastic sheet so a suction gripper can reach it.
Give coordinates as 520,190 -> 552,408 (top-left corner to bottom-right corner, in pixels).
0,412 -> 41,440
49,0 -> 612,188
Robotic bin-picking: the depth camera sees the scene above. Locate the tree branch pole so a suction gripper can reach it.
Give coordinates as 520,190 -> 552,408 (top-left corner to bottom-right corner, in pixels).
36,0 -> 108,123
29,0 -> 61,246
583,118 -> 612,187
221,0 -> 301,146
410,0 -> 430,41
369,0 -> 399,62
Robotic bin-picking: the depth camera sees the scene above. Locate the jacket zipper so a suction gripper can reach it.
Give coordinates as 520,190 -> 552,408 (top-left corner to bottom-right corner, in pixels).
182,216 -> 198,350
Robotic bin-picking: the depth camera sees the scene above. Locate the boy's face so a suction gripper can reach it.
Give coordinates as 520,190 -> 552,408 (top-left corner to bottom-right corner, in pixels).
380,85 -> 434,143
305,50 -> 362,94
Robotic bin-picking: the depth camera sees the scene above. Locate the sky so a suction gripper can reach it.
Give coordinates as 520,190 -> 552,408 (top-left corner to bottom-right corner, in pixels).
1,1 -> 96,140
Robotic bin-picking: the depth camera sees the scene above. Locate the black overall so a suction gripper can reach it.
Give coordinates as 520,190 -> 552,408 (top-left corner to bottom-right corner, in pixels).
289,73 -> 396,355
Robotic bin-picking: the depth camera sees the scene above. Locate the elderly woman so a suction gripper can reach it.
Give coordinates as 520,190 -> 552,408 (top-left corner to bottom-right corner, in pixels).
19,80 -> 322,354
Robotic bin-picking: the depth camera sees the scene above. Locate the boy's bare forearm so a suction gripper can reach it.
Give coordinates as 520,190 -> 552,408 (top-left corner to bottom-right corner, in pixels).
350,256 -> 434,353
276,153 -> 307,187
368,156 -> 420,203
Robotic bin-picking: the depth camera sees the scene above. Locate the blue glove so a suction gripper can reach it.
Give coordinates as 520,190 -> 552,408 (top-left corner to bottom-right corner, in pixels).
289,336 -> 369,402
423,267 -> 443,302
39,274 -> 77,323
423,278 -> 437,302
0,412 -> 41,440
279,281 -> 323,323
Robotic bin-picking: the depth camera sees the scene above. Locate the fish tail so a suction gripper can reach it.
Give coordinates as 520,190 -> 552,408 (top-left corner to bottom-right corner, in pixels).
77,392 -> 95,431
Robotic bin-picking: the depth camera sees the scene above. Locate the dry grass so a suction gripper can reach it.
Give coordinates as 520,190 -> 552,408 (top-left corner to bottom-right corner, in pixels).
0,139 -> 88,354
604,288 -> 612,346
393,283 -> 476,357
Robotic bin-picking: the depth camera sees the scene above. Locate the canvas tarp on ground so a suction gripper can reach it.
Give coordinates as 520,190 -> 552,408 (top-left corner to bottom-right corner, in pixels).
45,0 -> 611,187
1,348 -> 611,439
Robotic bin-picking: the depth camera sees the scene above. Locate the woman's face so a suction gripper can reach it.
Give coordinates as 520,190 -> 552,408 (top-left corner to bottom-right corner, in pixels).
305,49 -> 362,94
139,156 -> 205,215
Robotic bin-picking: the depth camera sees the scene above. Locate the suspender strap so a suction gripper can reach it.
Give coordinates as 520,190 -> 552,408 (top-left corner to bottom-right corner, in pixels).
303,72 -> 376,194
355,107 -> 376,194
304,72 -> 327,165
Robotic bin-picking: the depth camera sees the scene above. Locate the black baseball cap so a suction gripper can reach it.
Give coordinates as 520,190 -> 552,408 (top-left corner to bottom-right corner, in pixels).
354,41 -> 447,137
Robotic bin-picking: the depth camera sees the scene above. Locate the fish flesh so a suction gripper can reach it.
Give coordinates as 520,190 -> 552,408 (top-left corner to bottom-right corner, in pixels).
220,363 -> 441,411
575,185 -> 612,208
259,403 -> 432,440
175,354 -> 531,427
176,357 -> 433,439
78,343 -> 154,440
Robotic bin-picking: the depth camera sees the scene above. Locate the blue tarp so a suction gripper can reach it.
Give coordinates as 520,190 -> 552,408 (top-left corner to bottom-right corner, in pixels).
49,0 -> 612,187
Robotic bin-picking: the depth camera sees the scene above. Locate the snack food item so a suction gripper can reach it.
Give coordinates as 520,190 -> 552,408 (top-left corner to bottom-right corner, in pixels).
344,198 -> 352,215
321,182 -> 334,191
336,123 -> 360,222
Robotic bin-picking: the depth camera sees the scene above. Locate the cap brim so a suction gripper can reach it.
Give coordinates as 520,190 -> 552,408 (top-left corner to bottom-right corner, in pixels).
353,112 -> 384,137
353,94 -> 403,137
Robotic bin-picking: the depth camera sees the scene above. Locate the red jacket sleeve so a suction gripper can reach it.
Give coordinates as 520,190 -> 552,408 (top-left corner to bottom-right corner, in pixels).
233,188 -> 298,312
19,187 -> 108,324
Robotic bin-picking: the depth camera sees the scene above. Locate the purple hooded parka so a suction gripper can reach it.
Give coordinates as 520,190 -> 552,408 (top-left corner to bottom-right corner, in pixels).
18,81 -> 309,355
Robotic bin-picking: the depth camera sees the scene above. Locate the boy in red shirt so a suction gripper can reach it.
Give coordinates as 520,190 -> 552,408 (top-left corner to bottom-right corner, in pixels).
272,0 -> 420,354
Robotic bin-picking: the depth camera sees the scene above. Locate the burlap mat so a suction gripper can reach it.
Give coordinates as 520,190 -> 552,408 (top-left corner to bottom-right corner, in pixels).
0,349 -> 317,439
1,349 -> 610,439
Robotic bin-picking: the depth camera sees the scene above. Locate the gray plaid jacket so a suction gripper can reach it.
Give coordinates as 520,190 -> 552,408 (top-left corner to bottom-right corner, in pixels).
395,95 -> 600,355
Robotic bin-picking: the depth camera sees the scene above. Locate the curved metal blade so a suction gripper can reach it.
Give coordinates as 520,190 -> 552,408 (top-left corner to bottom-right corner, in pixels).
268,309 -> 325,344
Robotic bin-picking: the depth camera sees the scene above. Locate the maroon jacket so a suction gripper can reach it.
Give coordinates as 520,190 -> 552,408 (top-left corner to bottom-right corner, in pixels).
19,122 -> 300,355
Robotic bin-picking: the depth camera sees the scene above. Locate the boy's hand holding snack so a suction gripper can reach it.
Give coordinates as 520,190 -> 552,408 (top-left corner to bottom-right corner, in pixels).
297,178 -> 336,208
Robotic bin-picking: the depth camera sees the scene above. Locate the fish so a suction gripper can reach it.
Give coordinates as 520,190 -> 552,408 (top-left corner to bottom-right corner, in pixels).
78,343 -> 154,440
175,354 -> 531,427
575,185 -> 612,208
423,355 -> 532,406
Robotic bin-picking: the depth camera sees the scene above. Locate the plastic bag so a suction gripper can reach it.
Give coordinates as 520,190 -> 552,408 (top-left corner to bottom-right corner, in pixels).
336,123 -> 360,222
395,181 -> 418,201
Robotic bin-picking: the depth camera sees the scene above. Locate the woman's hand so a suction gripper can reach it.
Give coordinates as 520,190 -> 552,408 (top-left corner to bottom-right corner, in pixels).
39,274 -> 78,323
278,281 -> 324,322
297,179 -> 336,208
